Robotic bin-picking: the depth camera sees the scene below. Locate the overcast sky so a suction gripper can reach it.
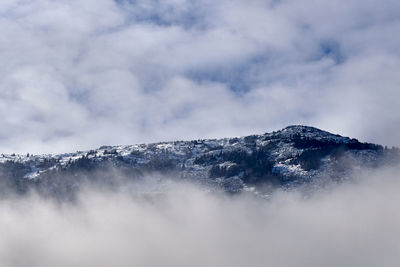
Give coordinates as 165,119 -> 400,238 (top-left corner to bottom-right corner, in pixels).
0,0 -> 399,154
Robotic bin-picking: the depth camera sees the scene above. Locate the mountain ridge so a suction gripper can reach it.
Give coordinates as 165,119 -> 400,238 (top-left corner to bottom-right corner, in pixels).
0,125 -> 398,198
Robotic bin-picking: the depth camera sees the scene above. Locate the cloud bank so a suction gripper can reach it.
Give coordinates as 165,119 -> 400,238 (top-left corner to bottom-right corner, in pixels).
0,0 -> 399,153
0,166 -> 399,267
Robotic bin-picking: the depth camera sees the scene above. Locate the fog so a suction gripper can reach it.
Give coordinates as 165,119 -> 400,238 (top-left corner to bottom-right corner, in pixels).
0,167 -> 399,267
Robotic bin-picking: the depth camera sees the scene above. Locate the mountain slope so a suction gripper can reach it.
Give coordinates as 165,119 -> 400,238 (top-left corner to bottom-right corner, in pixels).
0,125 -> 398,197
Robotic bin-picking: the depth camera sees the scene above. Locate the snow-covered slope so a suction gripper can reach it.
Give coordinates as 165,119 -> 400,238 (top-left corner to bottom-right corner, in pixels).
0,126 -> 398,197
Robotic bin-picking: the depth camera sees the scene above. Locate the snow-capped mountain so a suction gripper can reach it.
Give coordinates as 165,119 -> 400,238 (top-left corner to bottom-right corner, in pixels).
0,125 -> 398,197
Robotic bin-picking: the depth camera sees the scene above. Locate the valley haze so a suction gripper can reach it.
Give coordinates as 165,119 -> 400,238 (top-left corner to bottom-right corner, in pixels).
0,160 -> 399,267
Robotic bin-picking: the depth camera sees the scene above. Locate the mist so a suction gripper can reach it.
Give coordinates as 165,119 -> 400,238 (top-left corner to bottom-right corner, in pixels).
0,165 -> 398,267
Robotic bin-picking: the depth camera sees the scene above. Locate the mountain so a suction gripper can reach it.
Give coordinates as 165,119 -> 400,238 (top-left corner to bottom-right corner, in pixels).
0,125 -> 398,198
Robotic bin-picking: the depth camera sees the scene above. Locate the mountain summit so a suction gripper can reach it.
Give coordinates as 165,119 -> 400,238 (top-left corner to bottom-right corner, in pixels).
0,125 -> 398,197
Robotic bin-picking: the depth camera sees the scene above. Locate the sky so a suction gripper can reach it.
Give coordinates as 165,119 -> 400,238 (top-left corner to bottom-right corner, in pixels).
0,0 -> 399,154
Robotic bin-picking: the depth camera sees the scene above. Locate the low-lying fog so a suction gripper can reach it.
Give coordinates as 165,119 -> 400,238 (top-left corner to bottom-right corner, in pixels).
0,166 -> 399,267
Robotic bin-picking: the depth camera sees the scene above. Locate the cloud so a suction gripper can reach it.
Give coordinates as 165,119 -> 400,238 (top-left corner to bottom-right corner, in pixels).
0,0 -> 399,153
0,166 -> 399,267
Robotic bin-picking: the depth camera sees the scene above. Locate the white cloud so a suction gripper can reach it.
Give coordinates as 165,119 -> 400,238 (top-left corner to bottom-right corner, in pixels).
0,0 -> 399,153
